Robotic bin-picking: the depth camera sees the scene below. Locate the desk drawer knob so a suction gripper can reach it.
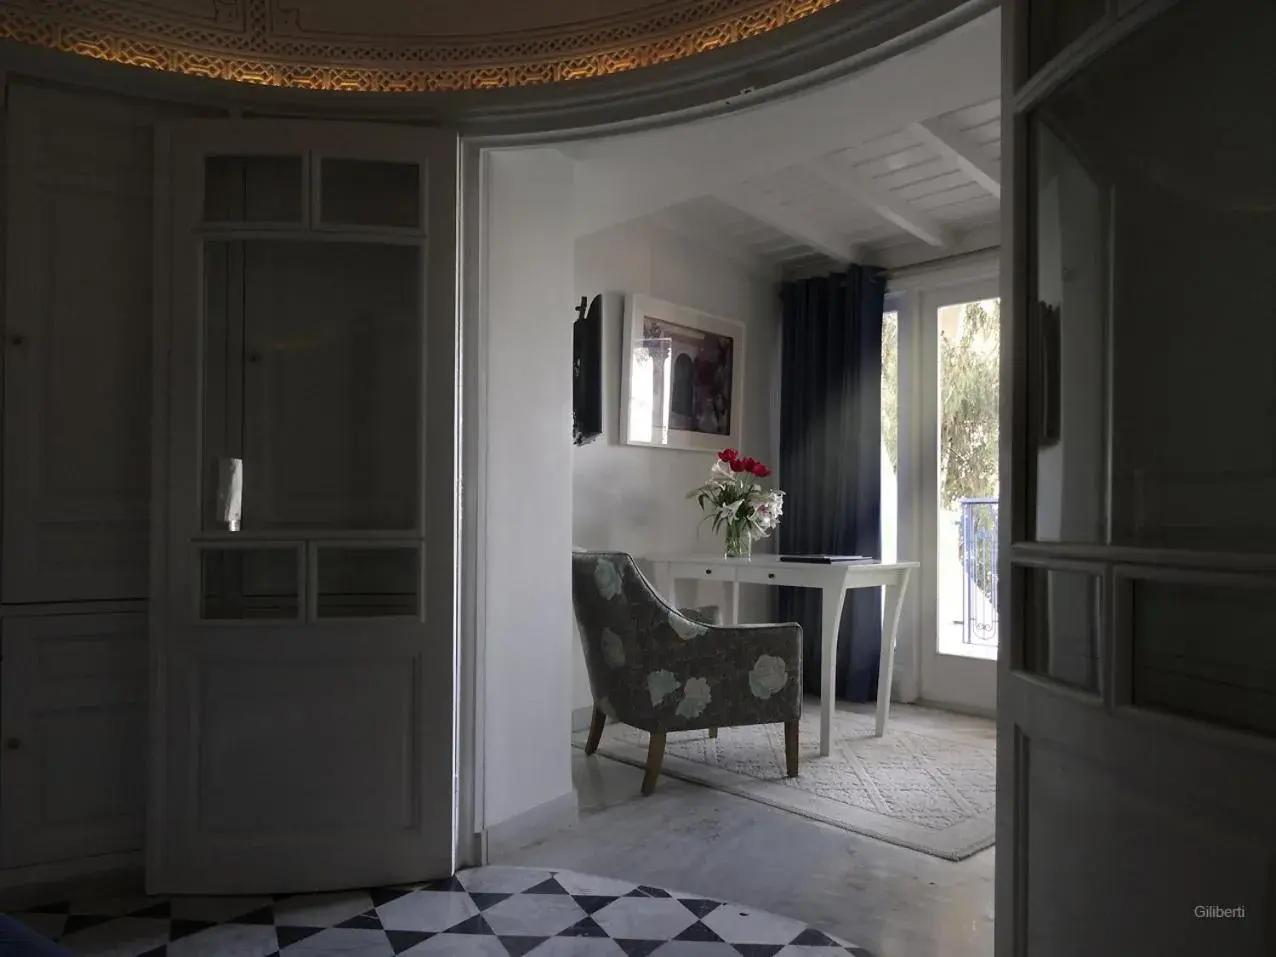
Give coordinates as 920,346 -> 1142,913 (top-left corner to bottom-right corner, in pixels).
768,573 -> 776,579
704,569 -> 713,575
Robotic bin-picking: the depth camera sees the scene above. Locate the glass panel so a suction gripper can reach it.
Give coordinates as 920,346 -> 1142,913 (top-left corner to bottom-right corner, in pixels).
1028,120 -> 1108,544
880,308 -> 898,564
1030,0 -> 1275,551
1131,579 -> 1276,738
1024,567 -> 1101,693
1027,0 -> 1107,76
319,158 -> 421,229
316,546 -> 420,618
202,239 -> 422,532
201,547 -> 300,620
937,299 -> 1001,660
204,155 -> 304,223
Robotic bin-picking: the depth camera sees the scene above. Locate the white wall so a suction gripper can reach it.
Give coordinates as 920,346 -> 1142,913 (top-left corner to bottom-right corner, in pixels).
481,148 -> 576,828
570,219 -> 781,714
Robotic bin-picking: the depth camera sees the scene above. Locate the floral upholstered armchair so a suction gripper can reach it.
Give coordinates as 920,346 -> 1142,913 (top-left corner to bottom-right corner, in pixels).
571,551 -> 803,795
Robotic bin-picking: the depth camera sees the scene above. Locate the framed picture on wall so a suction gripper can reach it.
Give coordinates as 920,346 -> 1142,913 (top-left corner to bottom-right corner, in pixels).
620,294 -> 745,452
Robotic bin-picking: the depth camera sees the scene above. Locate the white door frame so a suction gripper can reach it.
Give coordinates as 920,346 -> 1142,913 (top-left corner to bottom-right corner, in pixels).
887,252 -> 1000,712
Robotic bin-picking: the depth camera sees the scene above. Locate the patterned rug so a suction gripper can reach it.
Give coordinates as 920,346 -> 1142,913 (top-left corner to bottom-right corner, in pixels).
574,702 -> 996,861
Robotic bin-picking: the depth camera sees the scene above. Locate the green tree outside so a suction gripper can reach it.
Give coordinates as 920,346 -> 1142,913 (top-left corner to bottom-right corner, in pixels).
881,301 -> 1000,607
881,300 -> 1000,507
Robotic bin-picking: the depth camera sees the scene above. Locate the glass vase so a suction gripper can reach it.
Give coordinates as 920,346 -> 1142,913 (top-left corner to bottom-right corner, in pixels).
723,523 -> 753,559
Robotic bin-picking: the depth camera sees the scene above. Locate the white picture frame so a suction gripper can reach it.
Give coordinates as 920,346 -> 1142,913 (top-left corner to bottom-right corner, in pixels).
620,293 -> 746,452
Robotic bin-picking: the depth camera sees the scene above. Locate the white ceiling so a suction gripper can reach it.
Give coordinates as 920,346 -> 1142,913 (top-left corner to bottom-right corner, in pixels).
562,8 -> 1002,276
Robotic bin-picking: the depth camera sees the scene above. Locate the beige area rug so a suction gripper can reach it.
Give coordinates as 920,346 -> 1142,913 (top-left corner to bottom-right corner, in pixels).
573,701 -> 996,861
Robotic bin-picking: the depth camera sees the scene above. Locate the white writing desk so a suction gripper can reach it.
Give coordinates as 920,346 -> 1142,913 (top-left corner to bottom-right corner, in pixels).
646,554 -> 917,756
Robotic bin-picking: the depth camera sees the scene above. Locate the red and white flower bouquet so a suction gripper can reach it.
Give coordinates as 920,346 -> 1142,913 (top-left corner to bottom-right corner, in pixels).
688,448 -> 785,558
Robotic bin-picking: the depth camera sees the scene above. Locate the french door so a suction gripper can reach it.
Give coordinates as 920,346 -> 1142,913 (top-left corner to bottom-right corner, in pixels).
889,270 -> 1000,713
148,120 -> 460,894
918,278 -> 1000,714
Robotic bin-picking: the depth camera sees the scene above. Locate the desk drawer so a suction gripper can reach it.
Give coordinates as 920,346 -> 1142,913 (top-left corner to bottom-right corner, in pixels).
735,565 -> 824,588
666,563 -> 733,582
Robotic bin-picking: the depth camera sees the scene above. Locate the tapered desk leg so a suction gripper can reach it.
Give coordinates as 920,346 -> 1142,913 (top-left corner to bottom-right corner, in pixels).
820,584 -> 847,758
875,569 -> 911,737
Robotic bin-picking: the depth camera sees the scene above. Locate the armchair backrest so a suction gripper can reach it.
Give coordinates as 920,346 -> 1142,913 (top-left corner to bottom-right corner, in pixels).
571,551 -> 712,719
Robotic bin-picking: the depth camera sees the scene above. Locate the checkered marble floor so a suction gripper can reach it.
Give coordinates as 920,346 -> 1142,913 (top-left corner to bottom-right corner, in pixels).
11,866 -> 872,957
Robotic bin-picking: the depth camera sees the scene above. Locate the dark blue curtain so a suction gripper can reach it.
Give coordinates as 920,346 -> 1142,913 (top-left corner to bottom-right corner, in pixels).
777,266 -> 885,702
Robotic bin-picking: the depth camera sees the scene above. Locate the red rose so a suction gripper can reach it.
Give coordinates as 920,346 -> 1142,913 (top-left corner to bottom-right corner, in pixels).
738,457 -> 757,473
752,463 -> 771,478
718,448 -> 738,463
730,458 -> 747,472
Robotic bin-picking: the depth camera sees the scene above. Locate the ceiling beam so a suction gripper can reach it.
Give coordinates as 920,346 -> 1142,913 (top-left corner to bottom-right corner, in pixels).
712,189 -> 857,265
910,118 -> 1001,199
808,157 -> 951,247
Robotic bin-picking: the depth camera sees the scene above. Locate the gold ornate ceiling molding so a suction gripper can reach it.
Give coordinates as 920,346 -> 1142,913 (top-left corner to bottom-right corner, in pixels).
0,0 -> 845,91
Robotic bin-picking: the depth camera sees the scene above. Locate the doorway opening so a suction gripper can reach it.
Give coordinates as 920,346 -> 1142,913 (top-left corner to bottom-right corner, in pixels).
479,11 -> 1004,957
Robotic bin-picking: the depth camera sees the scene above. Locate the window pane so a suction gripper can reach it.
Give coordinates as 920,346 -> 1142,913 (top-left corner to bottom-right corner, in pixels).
202,240 -> 422,532
316,546 -> 420,618
1029,0 -> 1276,551
204,155 -> 303,223
201,547 -> 300,620
1023,567 -> 1101,693
1131,578 -> 1276,738
938,300 -> 1001,658
881,309 -> 898,564
1028,120 -> 1107,544
319,158 -> 421,229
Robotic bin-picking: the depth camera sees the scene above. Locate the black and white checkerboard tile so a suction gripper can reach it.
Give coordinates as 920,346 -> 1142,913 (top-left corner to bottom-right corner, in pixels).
11,866 -> 872,957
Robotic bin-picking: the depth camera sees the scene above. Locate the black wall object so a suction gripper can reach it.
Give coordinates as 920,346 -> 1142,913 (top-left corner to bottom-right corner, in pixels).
573,295 -> 603,446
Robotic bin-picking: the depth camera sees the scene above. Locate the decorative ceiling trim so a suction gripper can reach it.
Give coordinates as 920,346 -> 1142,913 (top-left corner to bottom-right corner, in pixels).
0,0 -> 846,92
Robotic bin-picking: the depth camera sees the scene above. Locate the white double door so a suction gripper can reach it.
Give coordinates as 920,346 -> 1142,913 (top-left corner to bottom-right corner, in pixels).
148,119 -> 460,894
893,273 -> 1000,714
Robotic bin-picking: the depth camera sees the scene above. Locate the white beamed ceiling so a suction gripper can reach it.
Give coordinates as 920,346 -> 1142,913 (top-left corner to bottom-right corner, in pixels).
565,9 -> 1003,275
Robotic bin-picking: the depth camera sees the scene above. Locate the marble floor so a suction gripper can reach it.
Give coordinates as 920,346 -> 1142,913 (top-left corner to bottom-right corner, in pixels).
10,866 -> 869,957
500,720 -> 995,957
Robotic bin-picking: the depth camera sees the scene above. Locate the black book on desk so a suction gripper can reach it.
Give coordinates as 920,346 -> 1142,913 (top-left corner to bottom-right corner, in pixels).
778,555 -> 876,564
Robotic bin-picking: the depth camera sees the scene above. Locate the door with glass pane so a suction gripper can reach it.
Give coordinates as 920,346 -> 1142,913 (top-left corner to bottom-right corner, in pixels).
918,279 -> 1000,713
998,1 -> 1276,954
149,120 -> 458,894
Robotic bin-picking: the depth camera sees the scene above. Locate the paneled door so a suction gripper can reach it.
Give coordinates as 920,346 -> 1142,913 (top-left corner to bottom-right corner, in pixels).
0,613 -> 147,867
997,1 -> 1276,954
148,120 -> 459,894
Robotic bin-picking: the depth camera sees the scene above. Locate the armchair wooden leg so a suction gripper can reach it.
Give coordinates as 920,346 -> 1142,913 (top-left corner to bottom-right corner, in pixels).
784,720 -> 799,778
708,727 -> 718,739
641,732 -> 667,796
584,707 -> 606,756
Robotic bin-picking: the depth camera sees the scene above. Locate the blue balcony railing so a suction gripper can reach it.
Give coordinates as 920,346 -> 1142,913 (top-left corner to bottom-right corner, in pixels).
957,497 -> 999,645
